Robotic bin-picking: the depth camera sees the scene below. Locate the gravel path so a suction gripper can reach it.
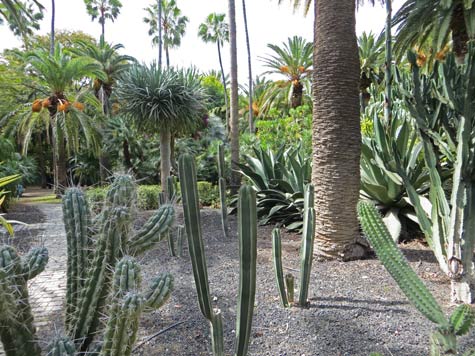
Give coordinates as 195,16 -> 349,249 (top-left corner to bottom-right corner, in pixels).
1,203 -> 474,355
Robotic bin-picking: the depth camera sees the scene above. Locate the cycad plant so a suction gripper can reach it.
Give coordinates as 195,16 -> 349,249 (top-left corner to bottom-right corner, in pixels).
115,64 -> 207,192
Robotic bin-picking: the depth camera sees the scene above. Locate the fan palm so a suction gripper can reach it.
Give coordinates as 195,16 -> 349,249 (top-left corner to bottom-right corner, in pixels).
393,0 -> 475,62
143,0 -> 188,68
1,44 -> 105,193
198,13 -> 229,129
83,0 -> 122,42
260,36 -> 313,109
0,0 -> 43,37
115,64 -> 207,192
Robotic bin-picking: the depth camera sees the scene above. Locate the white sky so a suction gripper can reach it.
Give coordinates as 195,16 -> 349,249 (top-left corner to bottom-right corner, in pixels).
0,0 -> 404,80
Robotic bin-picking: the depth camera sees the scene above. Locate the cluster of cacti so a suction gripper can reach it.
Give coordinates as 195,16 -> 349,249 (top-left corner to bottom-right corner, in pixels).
272,184 -> 315,308
0,245 -> 48,356
178,153 -> 257,356
217,144 -> 229,238
393,47 -> 475,303
358,201 -> 475,355
62,175 -> 175,351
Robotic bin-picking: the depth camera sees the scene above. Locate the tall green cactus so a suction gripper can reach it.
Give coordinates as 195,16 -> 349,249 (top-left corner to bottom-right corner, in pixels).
358,201 -> 475,355
217,144 -> 229,238
298,184 -> 315,307
47,336 -> 76,356
179,153 -> 224,355
272,228 -> 289,308
0,244 -> 47,356
235,185 -> 257,356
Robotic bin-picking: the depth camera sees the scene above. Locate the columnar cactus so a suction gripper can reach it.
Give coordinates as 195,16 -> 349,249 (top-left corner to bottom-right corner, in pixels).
179,153 -> 257,356
298,184 -> 315,307
61,175 -> 175,351
217,144 -> 229,238
0,245 -> 47,356
46,336 -> 76,356
272,228 -> 289,308
358,201 -> 475,355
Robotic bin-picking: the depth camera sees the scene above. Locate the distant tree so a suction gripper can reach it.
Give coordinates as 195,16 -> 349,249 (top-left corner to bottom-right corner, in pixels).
0,0 -> 44,39
241,0 -> 253,133
143,0 -> 188,67
83,0 -> 122,42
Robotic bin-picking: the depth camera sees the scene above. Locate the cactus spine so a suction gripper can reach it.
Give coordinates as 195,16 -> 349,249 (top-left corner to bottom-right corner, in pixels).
358,201 -> 475,355
0,244 -> 47,356
178,153 -> 224,355
272,228 -> 289,307
217,144 -> 229,238
235,185 -> 257,356
298,184 -> 315,307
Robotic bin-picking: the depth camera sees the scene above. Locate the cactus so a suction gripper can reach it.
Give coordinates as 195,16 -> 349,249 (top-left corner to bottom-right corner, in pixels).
144,273 -> 173,310
358,200 -> 475,355
0,244 -> 45,356
178,153 -> 224,355
285,274 -> 295,305
235,185 -> 257,356
217,144 -> 229,238
47,336 -> 76,356
272,228 -> 289,308
176,225 -> 185,257
61,175 -> 174,351
298,184 -> 315,307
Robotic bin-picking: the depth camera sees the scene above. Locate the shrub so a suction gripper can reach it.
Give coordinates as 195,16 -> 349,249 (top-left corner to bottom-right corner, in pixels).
137,185 -> 160,210
197,181 -> 219,207
85,186 -> 107,213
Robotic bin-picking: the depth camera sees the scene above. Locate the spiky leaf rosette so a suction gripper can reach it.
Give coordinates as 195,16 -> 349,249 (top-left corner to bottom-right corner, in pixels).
450,304 -> 475,336
357,201 -> 448,326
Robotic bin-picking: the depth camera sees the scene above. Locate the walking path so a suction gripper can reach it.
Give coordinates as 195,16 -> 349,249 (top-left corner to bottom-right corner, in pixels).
0,201 -> 67,354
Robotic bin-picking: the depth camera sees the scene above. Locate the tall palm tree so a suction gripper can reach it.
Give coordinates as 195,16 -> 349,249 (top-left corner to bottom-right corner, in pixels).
241,0 -> 253,133
260,36 -> 313,109
228,0 -> 240,192
83,0 -> 122,42
0,0 -> 43,38
393,0 -> 475,63
198,13 -> 230,131
2,45 -> 105,193
143,0 -> 188,68
115,64 -> 207,192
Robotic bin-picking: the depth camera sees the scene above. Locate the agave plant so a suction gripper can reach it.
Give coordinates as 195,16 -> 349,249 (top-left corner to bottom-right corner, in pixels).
236,143 -> 311,230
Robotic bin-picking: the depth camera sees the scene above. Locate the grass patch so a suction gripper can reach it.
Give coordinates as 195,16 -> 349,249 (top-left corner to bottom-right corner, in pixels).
20,195 -> 61,204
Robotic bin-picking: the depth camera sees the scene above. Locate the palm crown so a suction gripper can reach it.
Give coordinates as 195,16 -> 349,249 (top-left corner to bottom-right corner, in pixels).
198,13 -> 229,46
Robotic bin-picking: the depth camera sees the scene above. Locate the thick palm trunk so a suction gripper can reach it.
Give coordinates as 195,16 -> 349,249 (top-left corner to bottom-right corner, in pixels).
160,128 -> 171,193
312,0 -> 366,260
228,0 -> 240,193
217,41 -> 229,131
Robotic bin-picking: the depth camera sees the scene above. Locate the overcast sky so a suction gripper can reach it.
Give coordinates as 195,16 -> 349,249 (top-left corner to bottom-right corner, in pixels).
0,0 -> 404,80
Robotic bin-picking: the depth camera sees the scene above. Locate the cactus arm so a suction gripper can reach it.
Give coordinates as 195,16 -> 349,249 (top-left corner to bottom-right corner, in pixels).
449,304 -> 475,336
46,336 -> 76,356
127,204 -> 175,256
21,247 -> 48,280
176,225 -> 185,257
357,201 -> 448,326
219,177 -> 229,238
271,228 -> 289,308
234,185 -> 257,356
144,273 -> 173,310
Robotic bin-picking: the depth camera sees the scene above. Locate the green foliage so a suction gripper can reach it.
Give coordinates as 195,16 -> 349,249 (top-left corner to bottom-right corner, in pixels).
84,0 -> 122,28
198,13 -> 229,46
0,0 -> 44,38
237,143 -> 311,231
196,181 -> 219,207
137,185 -> 161,210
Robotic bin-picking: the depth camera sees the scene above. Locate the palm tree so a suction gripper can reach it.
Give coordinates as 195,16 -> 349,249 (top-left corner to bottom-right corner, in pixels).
241,0 -> 253,133
198,13 -> 229,130
393,0 -> 475,63
358,31 -> 385,108
115,64 -> 207,192
260,36 -> 313,109
0,0 -> 44,38
143,0 -> 188,68
2,45 -> 105,193
83,0 -> 122,42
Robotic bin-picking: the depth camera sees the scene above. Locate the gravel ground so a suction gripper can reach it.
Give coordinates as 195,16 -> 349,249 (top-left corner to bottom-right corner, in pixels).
134,208 -> 475,356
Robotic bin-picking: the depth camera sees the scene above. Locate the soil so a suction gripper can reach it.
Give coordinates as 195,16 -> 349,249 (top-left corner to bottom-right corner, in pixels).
4,202 -> 475,356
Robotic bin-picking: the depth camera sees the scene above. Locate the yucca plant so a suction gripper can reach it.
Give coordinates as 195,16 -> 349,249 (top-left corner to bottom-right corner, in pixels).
236,143 -> 311,231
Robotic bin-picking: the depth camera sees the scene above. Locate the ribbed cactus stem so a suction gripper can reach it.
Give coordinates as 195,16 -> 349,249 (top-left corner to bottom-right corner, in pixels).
298,184 -> 315,307
357,201 -> 448,326
272,228 -> 289,308
285,274 -> 295,305
144,273 -> 174,310
21,247 -> 48,280
235,185 -> 257,356
217,144 -> 229,238
176,225 -> 185,257
179,153 -> 224,355
46,336 -> 76,356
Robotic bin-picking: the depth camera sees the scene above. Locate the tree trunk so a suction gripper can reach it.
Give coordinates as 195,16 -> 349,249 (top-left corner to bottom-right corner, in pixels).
217,41 -> 229,132
384,0 -> 392,124
158,0 -> 163,67
242,0 -> 254,134
228,0 -> 240,193
57,135 -> 68,195
165,45 -> 170,68
291,80 -> 303,108
312,0 -> 366,260
50,0 -> 55,55
451,2 -> 469,63
36,131 -> 48,189
160,128 -> 171,194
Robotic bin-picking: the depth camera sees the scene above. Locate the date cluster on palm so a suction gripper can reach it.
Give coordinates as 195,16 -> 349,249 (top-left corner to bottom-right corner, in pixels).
31,98 -> 85,113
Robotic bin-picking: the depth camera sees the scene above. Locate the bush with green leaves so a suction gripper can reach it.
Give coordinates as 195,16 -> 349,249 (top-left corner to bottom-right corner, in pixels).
236,143 -> 311,231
